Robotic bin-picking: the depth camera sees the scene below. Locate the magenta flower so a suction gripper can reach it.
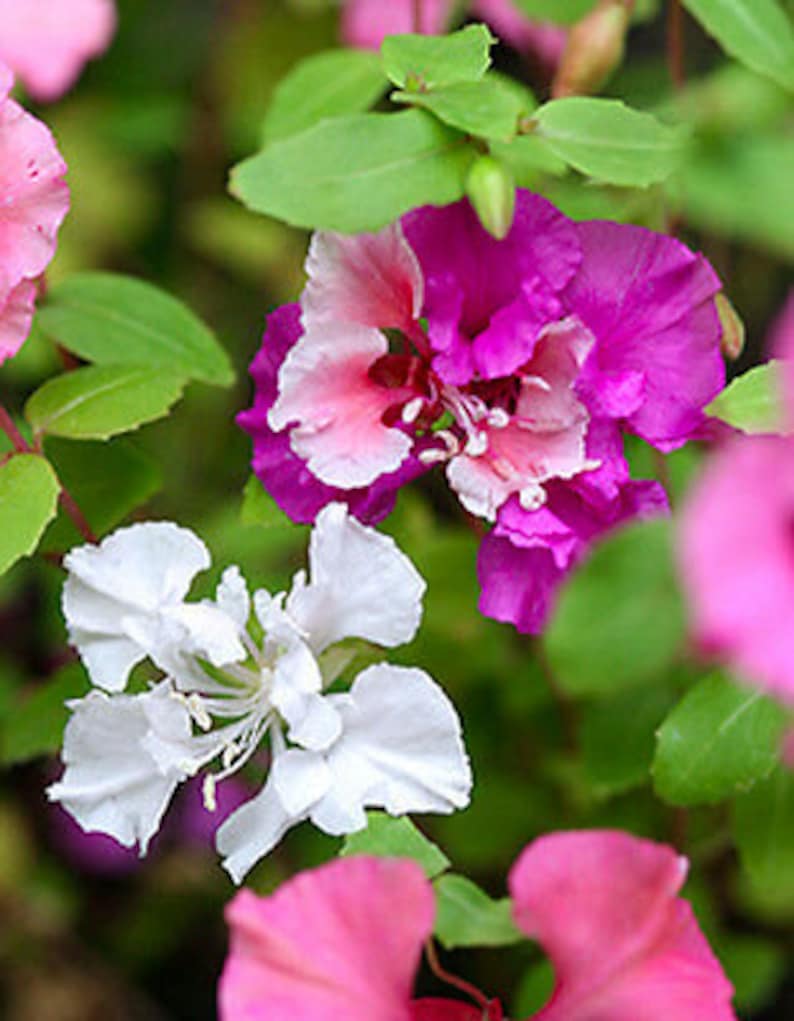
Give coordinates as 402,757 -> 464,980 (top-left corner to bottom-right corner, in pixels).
0,64 -> 69,365
218,830 -> 737,1020
680,292 -> 794,703
240,192 -> 724,632
0,0 -> 115,102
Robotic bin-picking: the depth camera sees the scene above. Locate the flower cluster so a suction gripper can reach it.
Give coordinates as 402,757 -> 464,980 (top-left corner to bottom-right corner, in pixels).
48,504 -> 472,881
0,63 -> 69,365
0,0 -> 116,101
680,293 -> 794,703
241,192 -> 725,632
220,830 -> 737,1020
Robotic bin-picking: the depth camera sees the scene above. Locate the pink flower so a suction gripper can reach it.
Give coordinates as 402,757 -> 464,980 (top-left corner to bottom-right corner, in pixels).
218,830 -> 737,1020
680,292 -> 794,703
0,0 -> 116,102
341,0 -> 455,50
0,65 -> 69,365
240,192 -> 724,633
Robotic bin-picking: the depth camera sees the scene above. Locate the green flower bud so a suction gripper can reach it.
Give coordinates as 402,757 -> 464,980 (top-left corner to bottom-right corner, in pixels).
553,0 -> 632,99
465,155 -> 516,241
716,292 -> 746,361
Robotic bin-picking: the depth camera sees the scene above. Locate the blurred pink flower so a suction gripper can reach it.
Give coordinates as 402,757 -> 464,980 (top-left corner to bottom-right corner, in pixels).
0,0 -> 116,102
680,292 -> 794,703
219,830 -> 736,1020
0,64 -> 69,365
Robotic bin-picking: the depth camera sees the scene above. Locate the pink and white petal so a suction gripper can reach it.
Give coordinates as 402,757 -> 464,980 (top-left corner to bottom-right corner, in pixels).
216,772 -> 300,884
64,522 -> 211,612
219,856 -> 434,1020
0,98 -> 69,293
509,830 -> 736,1021
341,0 -> 454,50
287,502 -> 425,653
269,323 -> 413,488
303,224 -> 424,333
0,0 -> 116,101
310,665 -> 472,836
0,279 -> 36,365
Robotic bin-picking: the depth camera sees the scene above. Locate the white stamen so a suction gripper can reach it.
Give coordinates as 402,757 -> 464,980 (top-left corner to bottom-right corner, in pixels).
464,431 -> 489,457
419,447 -> 450,465
581,458 -> 602,473
203,774 -> 217,812
519,484 -> 547,511
523,374 -> 552,393
487,407 -> 510,429
188,693 -> 212,731
222,742 -> 240,770
401,397 -> 424,424
437,429 -> 461,455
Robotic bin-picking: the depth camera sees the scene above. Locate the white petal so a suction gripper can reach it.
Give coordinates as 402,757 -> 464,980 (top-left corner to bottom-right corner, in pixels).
309,664 -> 472,837
163,603 -> 247,668
64,521 -> 210,611
216,772 -> 298,884
271,747 -> 332,816
287,503 -> 425,653
215,566 -> 251,631
66,626 -> 147,694
47,683 -> 194,854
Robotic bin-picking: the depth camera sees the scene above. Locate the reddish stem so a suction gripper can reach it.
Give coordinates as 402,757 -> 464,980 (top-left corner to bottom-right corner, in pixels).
424,939 -> 494,1014
0,402 -> 29,453
413,0 -> 423,33
667,0 -> 685,91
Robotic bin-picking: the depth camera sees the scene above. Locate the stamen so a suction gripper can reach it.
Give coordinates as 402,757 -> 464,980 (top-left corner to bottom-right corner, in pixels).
487,407 -> 510,429
203,774 -> 217,812
519,484 -> 547,511
401,396 -> 424,424
419,447 -> 450,465
464,430 -> 489,457
523,374 -> 552,393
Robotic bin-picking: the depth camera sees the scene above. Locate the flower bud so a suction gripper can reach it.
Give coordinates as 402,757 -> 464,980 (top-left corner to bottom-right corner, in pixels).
552,0 -> 633,99
466,155 -> 516,241
716,292 -> 746,361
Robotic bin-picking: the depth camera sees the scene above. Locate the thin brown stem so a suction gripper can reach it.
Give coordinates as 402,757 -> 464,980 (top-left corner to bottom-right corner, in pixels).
424,939 -> 493,1014
667,0 -> 685,91
412,0 -> 423,33
0,402 -> 29,453
58,487 -> 98,545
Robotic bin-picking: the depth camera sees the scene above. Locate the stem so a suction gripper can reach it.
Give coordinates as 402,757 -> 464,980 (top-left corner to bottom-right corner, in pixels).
667,0 -> 685,91
0,400 -> 97,546
424,939 -> 493,1014
412,0 -> 423,33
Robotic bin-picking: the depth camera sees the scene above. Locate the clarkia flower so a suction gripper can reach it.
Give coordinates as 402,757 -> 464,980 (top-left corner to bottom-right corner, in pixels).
240,192 -> 724,632
680,292 -> 794,703
0,0 -> 116,102
48,505 -> 472,881
219,830 -> 737,1020
0,62 -> 69,365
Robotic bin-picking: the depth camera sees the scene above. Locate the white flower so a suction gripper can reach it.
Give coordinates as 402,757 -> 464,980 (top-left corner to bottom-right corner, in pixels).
49,504 -> 472,880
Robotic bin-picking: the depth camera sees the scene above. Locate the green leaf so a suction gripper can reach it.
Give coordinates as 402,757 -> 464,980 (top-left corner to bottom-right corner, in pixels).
0,454 -> 60,576
25,366 -> 186,440
653,674 -> 787,806
0,664 -> 88,765
682,0 -> 794,92
231,110 -> 473,233
581,688 -> 675,797
511,0 -> 597,23
545,519 -> 686,697
707,362 -> 785,434
262,49 -> 388,143
381,24 -> 494,89
393,78 -> 522,141
36,273 -> 233,386
734,767 -> 794,902
43,439 -> 161,548
491,135 -> 568,184
340,812 -> 450,878
533,98 -> 686,186
434,874 -> 523,949
719,934 -> 787,1013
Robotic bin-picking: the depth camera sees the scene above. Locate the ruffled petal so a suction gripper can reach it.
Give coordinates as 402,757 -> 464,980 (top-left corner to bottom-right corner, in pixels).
287,503 -> 425,652
216,771 -> 298,884
0,279 -> 35,365
309,664 -> 472,836
509,830 -> 737,1021
219,856 -> 434,1020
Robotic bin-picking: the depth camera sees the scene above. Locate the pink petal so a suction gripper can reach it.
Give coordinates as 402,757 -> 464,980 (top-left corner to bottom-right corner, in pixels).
509,831 -> 737,1021
768,290 -> 794,418
0,0 -> 115,101
303,224 -> 424,335
0,279 -> 36,365
341,0 -> 454,50
268,322 -> 414,489
219,856 -> 434,1021
411,1000 -> 486,1020
679,433 -> 794,704
0,96 -> 69,295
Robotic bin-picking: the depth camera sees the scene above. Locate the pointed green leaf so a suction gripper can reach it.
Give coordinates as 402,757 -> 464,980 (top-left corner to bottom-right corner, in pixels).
0,664 -> 88,765
393,78 -> 522,141
26,366 -> 186,440
653,673 -> 787,806
381,24 -> 494,89
36,273 -> 233,386
534,98 -> 686,186
682,0 -> 794,92
231,110 -> 473,233
707,362 -> 786,434
0,454 -> 60,575
734,767 -> 794,902
340,812 -> 450,878
434,874 -> 523,949
262,49 -> 388,143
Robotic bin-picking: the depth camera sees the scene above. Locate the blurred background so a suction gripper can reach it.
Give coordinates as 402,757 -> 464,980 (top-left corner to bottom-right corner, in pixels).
1,0 -> 792,1017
